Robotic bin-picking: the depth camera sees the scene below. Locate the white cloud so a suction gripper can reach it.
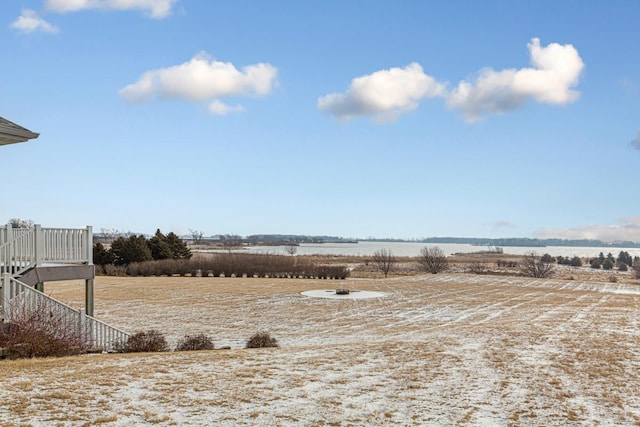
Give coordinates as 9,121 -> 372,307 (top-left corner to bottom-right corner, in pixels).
317,63 -> 446,123
536,217 -> 640,243
119,52 -> 278,114
207,100 -> 244,116
45,0 -> 178,19
10,9 -> 59,34
447,38 -> 585,122
630,130 -> 640,151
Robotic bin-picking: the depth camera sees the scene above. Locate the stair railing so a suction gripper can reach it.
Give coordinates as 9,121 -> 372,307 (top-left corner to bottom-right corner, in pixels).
1,274 -> 129,352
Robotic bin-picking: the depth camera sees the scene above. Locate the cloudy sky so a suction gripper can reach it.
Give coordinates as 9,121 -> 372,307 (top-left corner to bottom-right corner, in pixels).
1,1 -> 639,241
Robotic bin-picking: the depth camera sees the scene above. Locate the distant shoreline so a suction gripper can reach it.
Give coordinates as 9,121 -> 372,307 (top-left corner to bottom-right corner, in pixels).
362,237 -> 640,248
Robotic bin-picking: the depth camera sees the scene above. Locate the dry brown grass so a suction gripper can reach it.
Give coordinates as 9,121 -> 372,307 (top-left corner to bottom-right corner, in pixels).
2,272 -> 640,425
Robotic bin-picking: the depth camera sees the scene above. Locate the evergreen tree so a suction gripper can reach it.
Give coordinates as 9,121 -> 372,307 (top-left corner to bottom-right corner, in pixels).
617,251 -> 633,267
110,235 -> 152,266
569,256 -> 582,267
93,242 -> 114,265
166,232 -> 192,259
602,258 -> 614,270
149,229 -> 173,260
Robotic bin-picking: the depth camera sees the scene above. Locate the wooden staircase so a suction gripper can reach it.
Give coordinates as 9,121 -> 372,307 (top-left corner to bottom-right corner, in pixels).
1,225 -> 129,352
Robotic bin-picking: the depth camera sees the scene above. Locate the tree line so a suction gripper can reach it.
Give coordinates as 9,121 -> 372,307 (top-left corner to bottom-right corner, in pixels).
93,229 -> 192,266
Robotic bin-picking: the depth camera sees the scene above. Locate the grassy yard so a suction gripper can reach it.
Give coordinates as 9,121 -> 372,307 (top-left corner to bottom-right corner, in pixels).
2,273 -> 640,425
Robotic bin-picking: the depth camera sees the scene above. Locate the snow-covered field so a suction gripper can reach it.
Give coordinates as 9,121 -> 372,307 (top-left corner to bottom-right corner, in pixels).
2,274 -> 640,426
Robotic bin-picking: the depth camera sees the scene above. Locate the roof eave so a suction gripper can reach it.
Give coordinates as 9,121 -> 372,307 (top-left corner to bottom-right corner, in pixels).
0,119 -> 40,146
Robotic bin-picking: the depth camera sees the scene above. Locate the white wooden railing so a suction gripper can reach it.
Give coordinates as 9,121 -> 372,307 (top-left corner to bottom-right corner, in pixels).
0,225 -> 92,277
0,227 -> 36,276
1,274 -> 129,352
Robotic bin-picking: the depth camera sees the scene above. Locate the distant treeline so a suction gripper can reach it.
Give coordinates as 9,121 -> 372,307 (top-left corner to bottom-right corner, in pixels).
421,237 -> 640,248
245,234 -> 358,244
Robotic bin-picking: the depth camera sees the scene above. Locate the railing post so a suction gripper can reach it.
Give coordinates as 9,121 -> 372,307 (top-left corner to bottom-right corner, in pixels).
2,272 -> 11,314
85,279 -> 94,317
5,224 -> 13,244
5,225 -> 13,275
0,224 -> 7,246
79,308 -> 87,347
87,226 -> 93,264
34,224 -> 43,266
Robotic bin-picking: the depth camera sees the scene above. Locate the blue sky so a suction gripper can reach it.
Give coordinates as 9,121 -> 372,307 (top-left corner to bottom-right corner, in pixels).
1,0 -> 639,241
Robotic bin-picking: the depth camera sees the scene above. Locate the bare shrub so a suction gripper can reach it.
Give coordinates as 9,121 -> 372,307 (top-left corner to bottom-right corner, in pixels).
608,275 -> 618,283
0,300 -> 84,359
114,330 -> 168,353
103,264 -> 127,276
103,253 -> 351,280
497,260 -> 518,268
372,249 -> 395,278
246,331 -> 279,348
468,261 -> 489,274
521,252 -> 555,278
633,260 -> 640,279
175,334 -> 214,351
417,246 -> 448,274
312,265 -> 350,279
285,244 -> 298,256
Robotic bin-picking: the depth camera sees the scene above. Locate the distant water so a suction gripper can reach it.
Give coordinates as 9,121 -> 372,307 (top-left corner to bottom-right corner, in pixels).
200,241 -> 640,258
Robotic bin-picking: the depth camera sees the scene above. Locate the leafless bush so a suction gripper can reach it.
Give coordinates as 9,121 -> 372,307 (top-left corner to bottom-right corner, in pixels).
175,334 -> 214,351
101,264 -> 127,276
312,265 -> 350,279
285,244 -> 298,256
102,253 -> 350,279
246,331 -> 279,348
0,299 -> 84,359
417,246 -> 448,274
497,260 -> 518,268
634,260 -> 640,279
608,275 -> 618,283
520,252 -> 555,278
114,330 -> 168,353
372,249 -> 395,278
467,261 -> 489,274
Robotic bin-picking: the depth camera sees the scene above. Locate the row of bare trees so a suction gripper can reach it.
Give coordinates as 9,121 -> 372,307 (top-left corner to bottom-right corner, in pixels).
371,248 -> 563,279
372,246 -> 449,277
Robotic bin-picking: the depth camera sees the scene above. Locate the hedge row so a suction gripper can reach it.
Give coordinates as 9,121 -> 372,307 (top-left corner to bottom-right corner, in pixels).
96,253 -> 350,280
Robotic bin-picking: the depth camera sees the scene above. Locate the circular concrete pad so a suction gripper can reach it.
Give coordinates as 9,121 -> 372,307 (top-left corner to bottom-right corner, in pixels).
301,289 -> 386,300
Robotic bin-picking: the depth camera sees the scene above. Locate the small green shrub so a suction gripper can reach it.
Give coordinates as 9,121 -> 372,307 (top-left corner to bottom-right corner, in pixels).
569,256 -> 582,267
246,331 -> 279,349
114,330 -> 168,353
175,334 -> 214,351
540,253 -> 555,263
603,259 -> 614,270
